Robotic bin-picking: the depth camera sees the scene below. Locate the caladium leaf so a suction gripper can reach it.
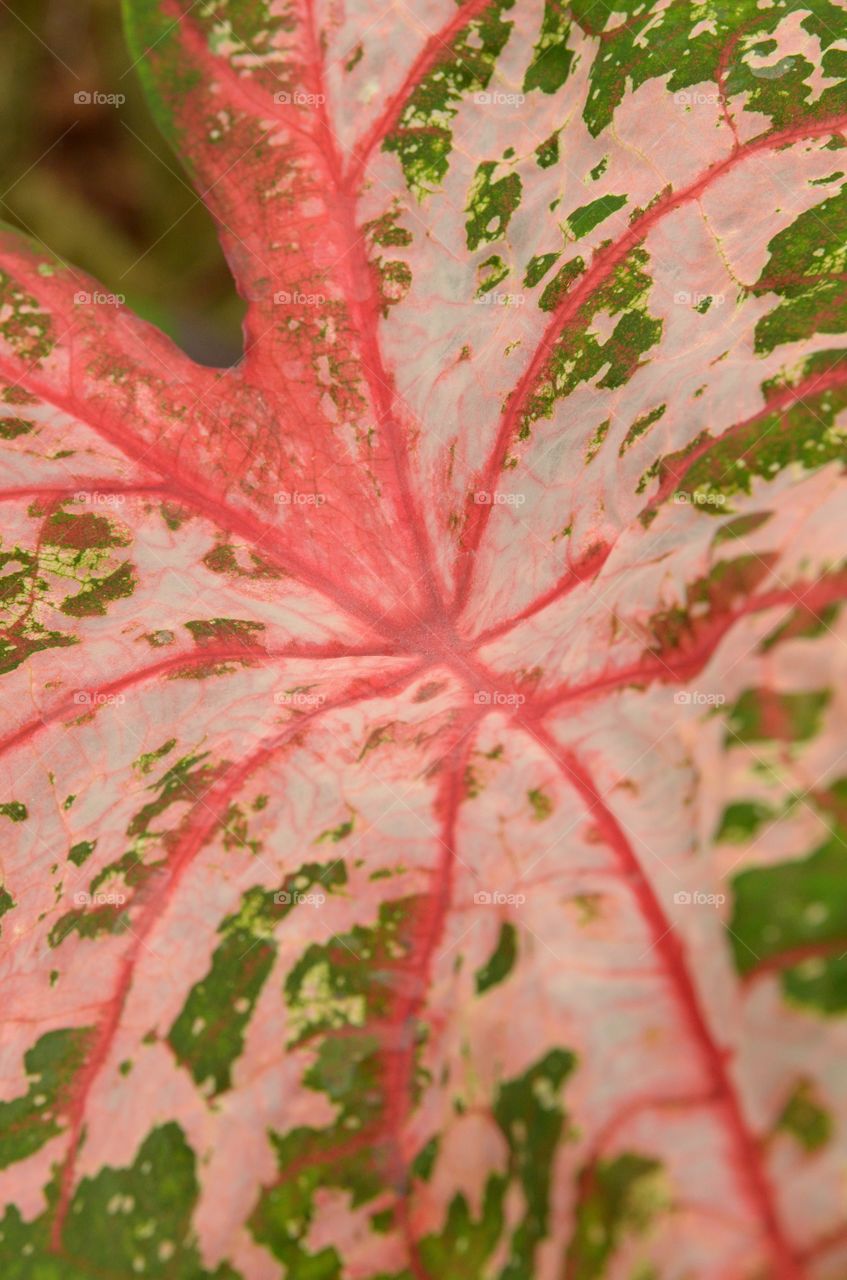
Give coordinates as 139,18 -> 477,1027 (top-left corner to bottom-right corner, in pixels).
2,1 -> 847,1276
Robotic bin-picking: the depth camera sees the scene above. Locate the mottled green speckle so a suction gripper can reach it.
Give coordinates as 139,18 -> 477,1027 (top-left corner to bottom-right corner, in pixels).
383,0 -> 516,199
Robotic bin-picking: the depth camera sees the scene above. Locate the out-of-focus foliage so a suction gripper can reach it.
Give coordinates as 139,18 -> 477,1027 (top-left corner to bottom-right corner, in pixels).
0,0 -> 243,365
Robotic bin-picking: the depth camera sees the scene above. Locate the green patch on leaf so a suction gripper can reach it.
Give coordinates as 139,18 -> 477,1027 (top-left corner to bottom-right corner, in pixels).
0,801 -> 27,822
0,1028 -> 92,1171
315,817 -> 354,844
0,886 -> 13,935
414,1048 -> 576,1277
466,161 -> 523,250
412,1136 -> 440,1183
60,561 -> 137,617
730,828 -> 847,1013
60,1122 -> 237,1277
374,257 -> 412,314
755,184 -> 847,353
250,1030 -> 385,1272
713,512 -> 772,545
251,897 -> 435,1268
585,419 -> 610,463
645,556 -> 772,655
715,800 -> 776,844
127,750 -> 216,839
724,688 -> 830,747
679,372 -> 847,507
476,254 -> 510,295
414,680 -> 447,702
357,723 -> 396,761
539,256 -> 585,312
185,618 -> 266,647
777,1079 -> 833,1151
0,270 -> 55,365
0,417 -> 33,439
122,0 -> 204,159
567,193 -> 627,240
526,248 -> 662,435
475,922 -> 518,993
44,510 -> 129,552
68,840 -> 97,867
169,862 -> 347,1096
619,404 -> 665,456
565,1152 -> 667,1279
364,211 -> 415,313
133,738 -> 177,775
202,541 -> 281,578
345,42 -> 363,71
382,0 -> 516,199
524,252 -> 560,288
49,902 -> 131,948
90,849 -> 160,897
523,0 -> 573,93
221,803 -> 262,854
285,896 -> 418,1045
364,208 -> 413,249
494,1048 -> 576,1272
160,500 -> 189,530
535,130 -> 560,168
761,602 -> 840,652
570,0 -> 843,137
528,787 -> 553,820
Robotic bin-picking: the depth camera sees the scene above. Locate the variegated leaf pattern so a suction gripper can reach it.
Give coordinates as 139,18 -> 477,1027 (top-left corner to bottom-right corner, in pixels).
2,1 -> 847,1277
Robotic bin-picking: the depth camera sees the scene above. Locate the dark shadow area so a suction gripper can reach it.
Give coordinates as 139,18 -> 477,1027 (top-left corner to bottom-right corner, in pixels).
0,0 -> 246,367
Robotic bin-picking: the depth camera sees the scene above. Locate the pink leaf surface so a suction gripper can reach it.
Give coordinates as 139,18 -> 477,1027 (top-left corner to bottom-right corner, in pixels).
2,1 -> 847,1277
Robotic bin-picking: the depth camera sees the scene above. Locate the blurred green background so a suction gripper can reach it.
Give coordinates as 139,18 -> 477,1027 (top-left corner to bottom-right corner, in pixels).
0,0 -> 244,365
